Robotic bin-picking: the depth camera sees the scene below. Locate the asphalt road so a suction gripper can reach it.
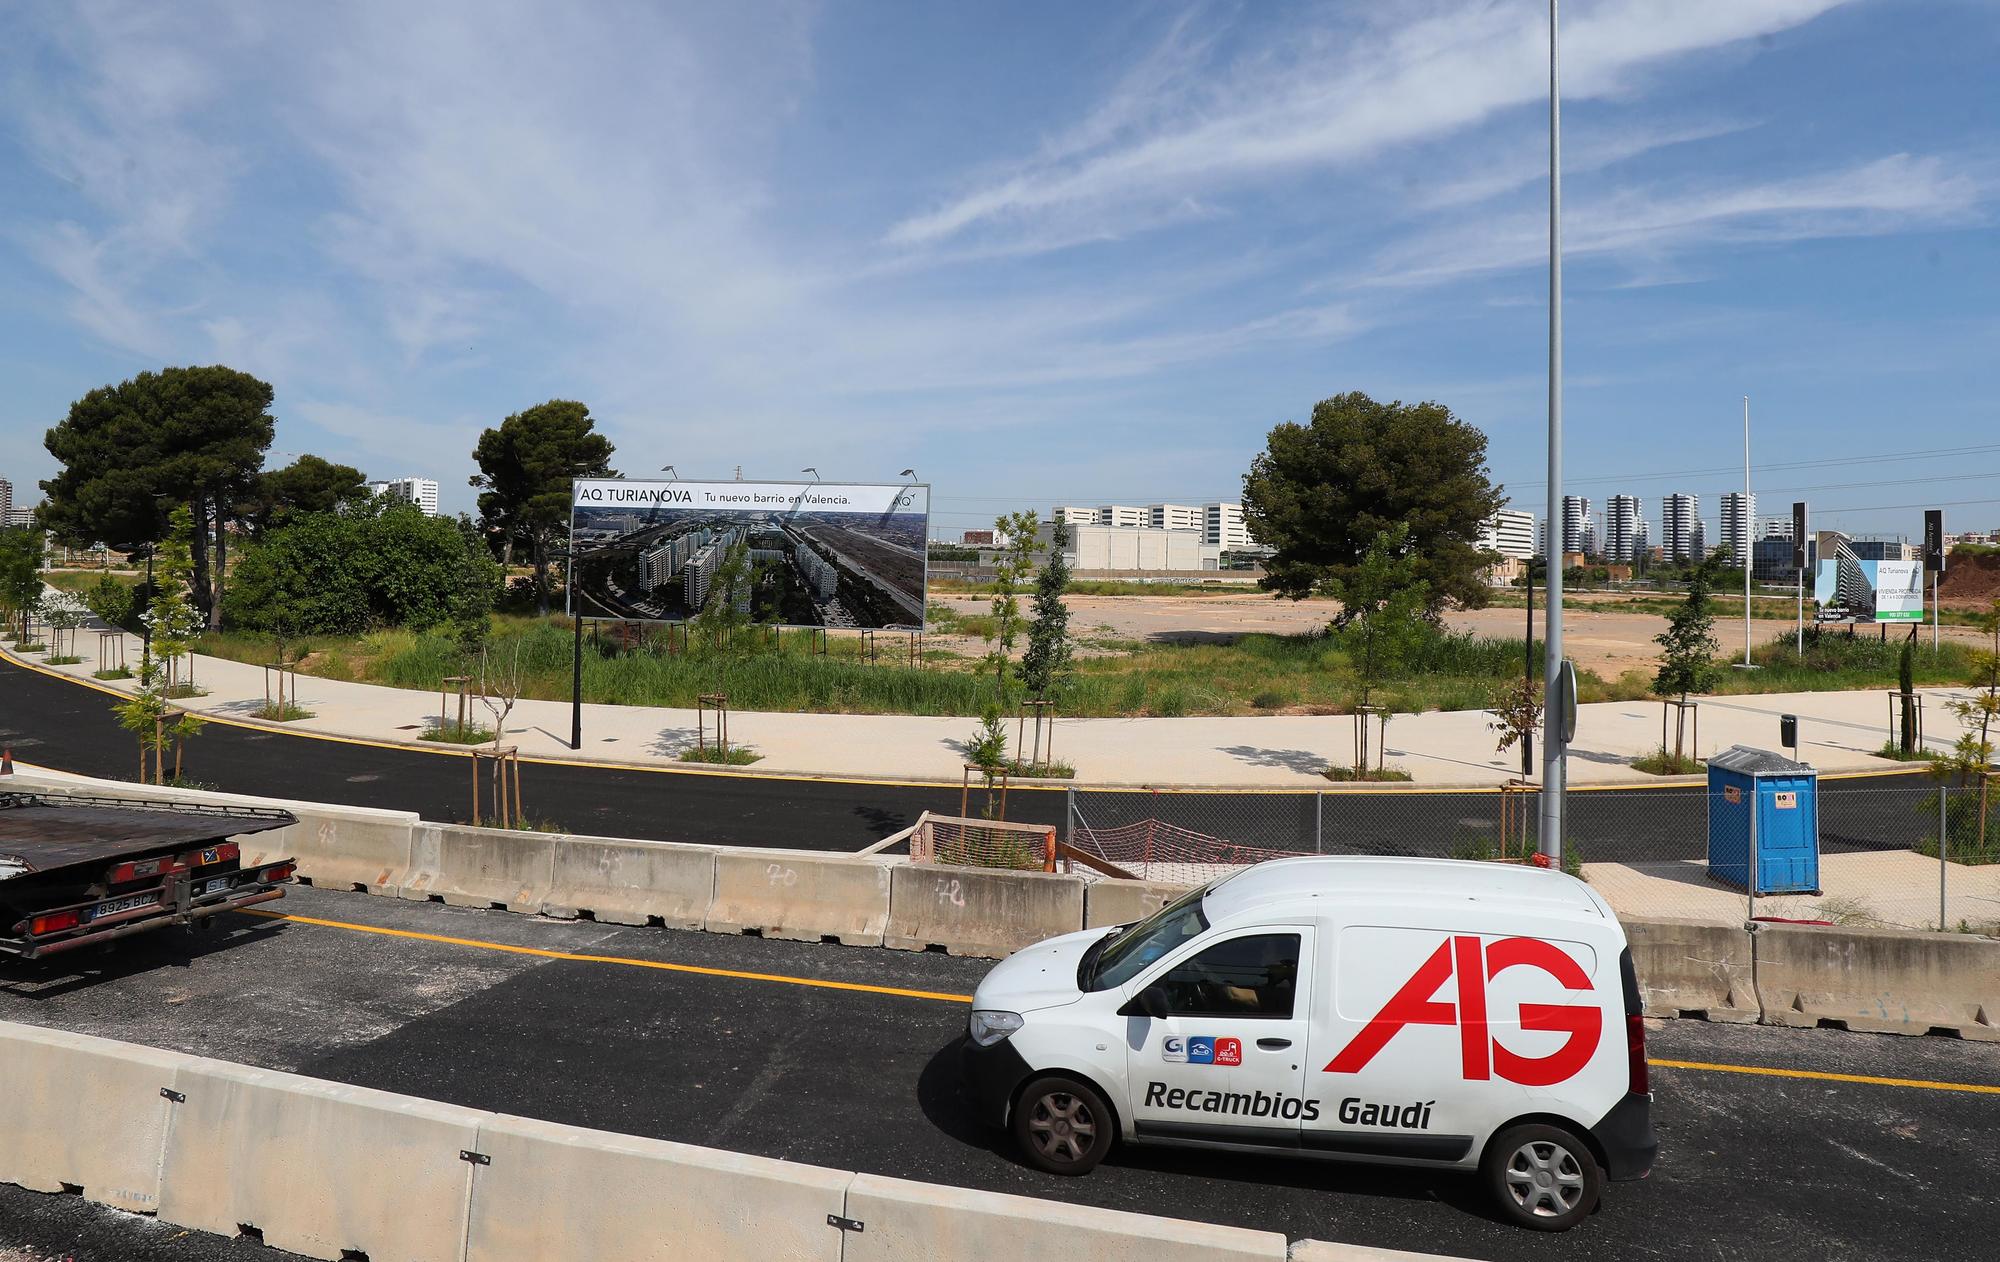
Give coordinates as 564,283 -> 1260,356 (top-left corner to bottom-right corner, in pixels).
2,885 -> 1994,1261
0,658 -> 1939,863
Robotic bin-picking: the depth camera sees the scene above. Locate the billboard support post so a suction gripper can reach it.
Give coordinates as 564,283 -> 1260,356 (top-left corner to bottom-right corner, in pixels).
571,608 -> 583,751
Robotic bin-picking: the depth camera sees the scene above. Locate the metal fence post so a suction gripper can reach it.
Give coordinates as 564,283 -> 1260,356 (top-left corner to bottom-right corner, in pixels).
1314,791 -> 1323,854
1939,785 -> 1948,932
1746,787 -> 1758,926
1065,786 -> 1076,851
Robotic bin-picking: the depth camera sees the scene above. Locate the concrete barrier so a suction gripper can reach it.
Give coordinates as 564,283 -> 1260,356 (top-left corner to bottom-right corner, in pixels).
1290,1243 -> 1485,1261
157,1057 -> 489,1262
1753,922 -> 2000,1040
841,1172 -> 1287,1262
0,1023 -> 191,1213
884,863 -> 1085,958
543,837 -> 716,930
397,822 -> 556,911
1084,877 -> 1191,929
1622,916 -> 1758,1023
707,849 -> 894,947
464,1113 -> 850,1262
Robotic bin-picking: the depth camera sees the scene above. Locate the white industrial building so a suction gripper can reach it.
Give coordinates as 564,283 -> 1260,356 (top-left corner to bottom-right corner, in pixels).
1097,504 -> 1147,527
1203,502 -> 1254,549
1148,503 -> 1202,531
1037,522 -> 1219,571
368,476 -> 441,516
1052,506 -> 1099,526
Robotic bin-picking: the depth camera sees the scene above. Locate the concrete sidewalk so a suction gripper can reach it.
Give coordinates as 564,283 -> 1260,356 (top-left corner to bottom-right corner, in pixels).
4,612 -> 1977,787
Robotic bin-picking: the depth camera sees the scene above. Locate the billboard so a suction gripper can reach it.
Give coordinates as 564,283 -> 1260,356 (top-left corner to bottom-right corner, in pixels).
569,479 -> 929,629
1813,553 -> 1923,623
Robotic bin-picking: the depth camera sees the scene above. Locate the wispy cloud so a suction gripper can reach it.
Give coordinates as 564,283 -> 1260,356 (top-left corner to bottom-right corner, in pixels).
885,0 -> 1855,252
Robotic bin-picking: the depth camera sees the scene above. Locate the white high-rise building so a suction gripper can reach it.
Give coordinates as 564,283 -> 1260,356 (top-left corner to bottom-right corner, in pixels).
1759,516 -> 1793,541
369,477 -> 441,516
1479,509 -> 1537,560
1634,518 -> 1651,558
1721,492 -> 1756,568
1202,501 -> 1254,549
1691,518 -> 1709,559
1052,506 -> 1100,527
0,477 -> 12,526
1147,503 -> 1202,531
1662,493 -> 1699,562
1559,496 -> 1591,556
1605,495 -> 1641,564
1098,504 -> 1147,528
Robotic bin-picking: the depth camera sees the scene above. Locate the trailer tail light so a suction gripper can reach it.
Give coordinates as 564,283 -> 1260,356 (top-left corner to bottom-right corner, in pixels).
1626,1013 -> 1649,1096
30,910 -> 80,936
263,863 -> 296,883
108,856 -> 174,884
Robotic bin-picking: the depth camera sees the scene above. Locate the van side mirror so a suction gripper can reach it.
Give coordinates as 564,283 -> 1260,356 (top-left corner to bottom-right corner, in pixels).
1118,985 -> 1170,1020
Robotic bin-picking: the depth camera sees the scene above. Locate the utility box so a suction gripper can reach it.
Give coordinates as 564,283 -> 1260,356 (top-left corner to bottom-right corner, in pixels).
1706,745 -> 1820,895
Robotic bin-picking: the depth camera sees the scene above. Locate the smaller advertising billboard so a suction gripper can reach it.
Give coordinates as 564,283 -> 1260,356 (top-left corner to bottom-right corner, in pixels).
1813,555 -> 1923,623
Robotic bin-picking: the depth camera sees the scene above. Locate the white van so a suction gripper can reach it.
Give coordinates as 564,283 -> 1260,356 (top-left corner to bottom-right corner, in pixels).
961,857 -> 1655,1232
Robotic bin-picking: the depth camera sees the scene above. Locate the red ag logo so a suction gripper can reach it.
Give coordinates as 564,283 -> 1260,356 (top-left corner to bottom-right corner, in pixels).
1324,935 -> 1601,1086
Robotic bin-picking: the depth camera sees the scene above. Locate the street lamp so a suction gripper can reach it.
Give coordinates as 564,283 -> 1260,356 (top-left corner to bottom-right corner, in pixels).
900,468 -> 915,479
802,467 -> 819,482
1540,0 -> 1567,864
661,465 -> 678,480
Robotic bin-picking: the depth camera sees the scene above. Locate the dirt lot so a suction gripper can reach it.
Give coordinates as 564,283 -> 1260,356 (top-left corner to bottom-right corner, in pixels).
936,590 -> 1991,677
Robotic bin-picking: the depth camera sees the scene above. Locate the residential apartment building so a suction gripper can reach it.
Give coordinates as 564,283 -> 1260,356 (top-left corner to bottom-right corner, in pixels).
1052,506 -> 1100,526
1691,518 -> 1708,559
1478,509 -> 1537,559
1558,496 -> 1591,557
1720,492 -> 1756,568
0,477 -> 12,526
1604,495 -> 1640,564
368,476 -> 441,516
1662,493 -> 1699,562
1098,504 -> 1147,528
1203,501 -> 1254,549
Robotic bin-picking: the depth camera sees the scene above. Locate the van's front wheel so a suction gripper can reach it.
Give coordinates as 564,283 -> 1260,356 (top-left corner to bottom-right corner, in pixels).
1482,1123 -> 1603,1231
1013,1076 -> 1113,1175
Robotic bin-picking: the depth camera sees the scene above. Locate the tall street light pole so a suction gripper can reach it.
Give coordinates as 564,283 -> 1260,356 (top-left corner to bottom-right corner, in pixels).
1539,0 -> 1566,863
1742,395 -> 1755,668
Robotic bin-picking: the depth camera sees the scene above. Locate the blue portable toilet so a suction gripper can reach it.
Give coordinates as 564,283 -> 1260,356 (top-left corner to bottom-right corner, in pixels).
1706,745 -> 1820,895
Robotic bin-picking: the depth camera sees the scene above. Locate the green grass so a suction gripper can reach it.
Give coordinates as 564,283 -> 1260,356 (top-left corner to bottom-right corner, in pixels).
420,722 -> 498,745
678,746 -> 764,765
1873,741 -> 1937,763
1713,631 -> 1977,696
998,759 -> 1076,780
93,666 -> 133,680
43,655 -> 83,665
1631,748 -> 1704,775
1323,767 -> 1415,782
250,702 -> 314,721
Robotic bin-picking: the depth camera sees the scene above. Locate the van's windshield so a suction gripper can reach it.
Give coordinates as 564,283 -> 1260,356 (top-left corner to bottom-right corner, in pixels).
1082,884 -> 1209,991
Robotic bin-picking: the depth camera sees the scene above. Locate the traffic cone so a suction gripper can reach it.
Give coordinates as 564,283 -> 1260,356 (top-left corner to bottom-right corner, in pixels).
1,747 -> 13,775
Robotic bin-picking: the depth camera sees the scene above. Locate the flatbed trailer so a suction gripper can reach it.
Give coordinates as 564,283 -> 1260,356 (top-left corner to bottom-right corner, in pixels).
0,792 -> 298,961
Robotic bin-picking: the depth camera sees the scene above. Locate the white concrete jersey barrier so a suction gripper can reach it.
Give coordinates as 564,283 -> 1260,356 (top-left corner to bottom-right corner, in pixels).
884,863 -> 1086,958
463,1114 -> 849,1262
1752,921 -> 2000,1041
398,822 -> 556,911
1084,876 -> 1192,929
543,836 -> 717,930
841,1173 -> 1287,1262
1622,916 -> 1758,1023
707,849 -> 895,946
1290,1242 -> 1487,1261
0,1020 -> 1479,1262
0,1023 -> 187,1214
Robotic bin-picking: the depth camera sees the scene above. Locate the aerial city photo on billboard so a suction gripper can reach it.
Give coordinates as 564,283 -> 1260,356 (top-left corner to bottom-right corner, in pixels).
1813,535 -> 1923,623
569,479 -> 929,630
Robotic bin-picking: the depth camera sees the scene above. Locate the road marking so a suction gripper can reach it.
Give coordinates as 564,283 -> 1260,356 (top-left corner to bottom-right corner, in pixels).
239,907 -> 1999,1097
1648,1058 -> 2000,1096
238,908 -> 976,1004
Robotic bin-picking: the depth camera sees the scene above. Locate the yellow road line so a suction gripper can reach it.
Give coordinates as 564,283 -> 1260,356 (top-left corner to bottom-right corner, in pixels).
239,908 -> 975,1003
1647,1058 -> 2000,1096
241,907 -> 1999,1097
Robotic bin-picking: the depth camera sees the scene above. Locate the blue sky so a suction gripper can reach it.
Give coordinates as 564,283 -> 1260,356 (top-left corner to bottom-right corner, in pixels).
1,0 -> 1994,541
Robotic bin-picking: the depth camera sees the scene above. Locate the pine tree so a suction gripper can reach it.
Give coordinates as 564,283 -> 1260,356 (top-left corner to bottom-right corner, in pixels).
1019,517 -> 1074,700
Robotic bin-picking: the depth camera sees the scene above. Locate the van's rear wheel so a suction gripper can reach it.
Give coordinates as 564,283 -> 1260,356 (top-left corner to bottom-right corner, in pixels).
1013,1076 -> 1113,1175
1482,1123 -> 1602,1231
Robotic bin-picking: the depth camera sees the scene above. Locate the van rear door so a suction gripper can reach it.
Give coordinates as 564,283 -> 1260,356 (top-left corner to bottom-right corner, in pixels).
1122,926 -> 1316,1149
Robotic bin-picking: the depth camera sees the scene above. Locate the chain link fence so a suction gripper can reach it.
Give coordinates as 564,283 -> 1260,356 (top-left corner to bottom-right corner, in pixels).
1063,780 -> 2000,935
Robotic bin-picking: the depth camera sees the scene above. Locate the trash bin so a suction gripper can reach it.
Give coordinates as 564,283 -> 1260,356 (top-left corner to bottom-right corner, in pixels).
1706,746 -> 1820,895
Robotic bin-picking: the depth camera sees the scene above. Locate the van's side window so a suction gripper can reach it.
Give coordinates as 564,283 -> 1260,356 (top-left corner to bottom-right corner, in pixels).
1156,933 -> 1299,1019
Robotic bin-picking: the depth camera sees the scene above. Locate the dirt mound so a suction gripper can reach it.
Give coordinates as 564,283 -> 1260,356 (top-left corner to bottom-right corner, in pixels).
1938,551 -> 2000,602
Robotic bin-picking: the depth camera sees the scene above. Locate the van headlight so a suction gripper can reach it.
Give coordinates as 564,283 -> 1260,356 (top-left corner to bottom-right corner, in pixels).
969,1010 -> 1024,1047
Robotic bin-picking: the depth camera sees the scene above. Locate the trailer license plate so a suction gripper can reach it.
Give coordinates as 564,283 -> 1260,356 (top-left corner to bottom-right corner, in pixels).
202,876 -> 232,895
86,893 -> 160,921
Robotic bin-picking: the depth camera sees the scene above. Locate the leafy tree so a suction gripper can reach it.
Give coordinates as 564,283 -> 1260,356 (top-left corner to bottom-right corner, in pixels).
1019,516 -> 1074,700
470,400 -> 616,615
244,455 -> 367,533
0,527 -> 45,640
983,511 -> 1039,693
1330,524 -> 1432,715
1653,547 -> 1725,759
115,646 -> 204,784
1932,599 -> 2000,855
226,501 -> 500,642
41,366 -> 275,629
146,506 -> 203,695
1243,391 -> 1503,615
82,573 -> 138,631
